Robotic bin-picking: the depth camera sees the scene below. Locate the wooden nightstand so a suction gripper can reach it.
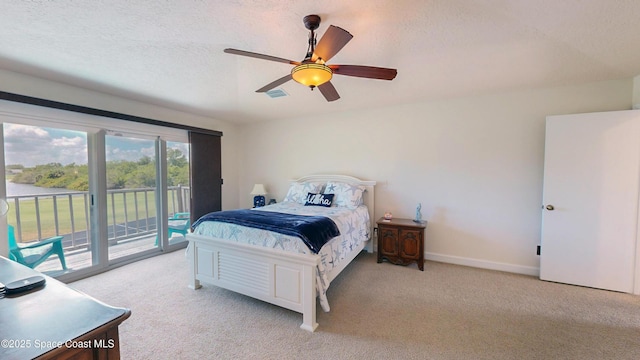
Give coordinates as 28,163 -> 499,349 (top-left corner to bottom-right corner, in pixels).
376,217 -> 427,271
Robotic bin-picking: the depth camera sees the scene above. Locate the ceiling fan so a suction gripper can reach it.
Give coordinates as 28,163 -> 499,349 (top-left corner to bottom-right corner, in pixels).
224,14 -> 397,102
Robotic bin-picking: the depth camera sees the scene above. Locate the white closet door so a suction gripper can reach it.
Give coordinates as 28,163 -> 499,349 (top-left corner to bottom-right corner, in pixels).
540,110 -> 640,293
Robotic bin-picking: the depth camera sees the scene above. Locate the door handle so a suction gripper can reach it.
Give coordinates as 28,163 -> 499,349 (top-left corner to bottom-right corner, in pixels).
545,205 -> 555,211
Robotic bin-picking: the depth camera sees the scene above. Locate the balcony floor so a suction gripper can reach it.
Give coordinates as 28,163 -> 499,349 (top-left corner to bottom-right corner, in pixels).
33,234 -> 187,276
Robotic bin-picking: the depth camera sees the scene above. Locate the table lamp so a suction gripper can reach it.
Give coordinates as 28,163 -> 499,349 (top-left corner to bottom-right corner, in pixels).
250,184 -> 267,207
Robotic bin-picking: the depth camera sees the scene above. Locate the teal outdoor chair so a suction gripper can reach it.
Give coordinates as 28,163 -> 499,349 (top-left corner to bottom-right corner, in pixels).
155,212 -> 191,245
8,224 -> 68,270
168,212 -> 191,238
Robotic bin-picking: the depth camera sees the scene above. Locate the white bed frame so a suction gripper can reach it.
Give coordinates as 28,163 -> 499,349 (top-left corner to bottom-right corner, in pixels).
187,174 -> 376,332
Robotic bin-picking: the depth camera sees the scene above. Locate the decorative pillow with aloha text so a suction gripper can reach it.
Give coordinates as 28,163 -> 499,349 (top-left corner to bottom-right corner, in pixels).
304,192 -> 334,207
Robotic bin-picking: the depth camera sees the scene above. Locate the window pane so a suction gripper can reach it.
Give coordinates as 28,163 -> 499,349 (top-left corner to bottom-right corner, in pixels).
3,123 -> 90,275
166,141 -> 190,245
106,135 -> 158,261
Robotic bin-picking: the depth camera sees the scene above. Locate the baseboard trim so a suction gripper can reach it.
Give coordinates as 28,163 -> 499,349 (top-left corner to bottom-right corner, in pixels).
425,252 -> 540,277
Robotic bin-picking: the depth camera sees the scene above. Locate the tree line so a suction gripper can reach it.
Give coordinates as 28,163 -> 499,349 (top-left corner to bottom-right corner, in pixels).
8,148 -> 189,191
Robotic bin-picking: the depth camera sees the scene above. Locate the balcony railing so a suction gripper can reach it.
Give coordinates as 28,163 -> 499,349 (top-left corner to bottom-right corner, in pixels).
7,185 -> 190,251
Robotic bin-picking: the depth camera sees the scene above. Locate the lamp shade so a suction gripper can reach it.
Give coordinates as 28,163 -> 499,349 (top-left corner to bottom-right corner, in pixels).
291,63 -> 333,88
250,184 -> 267,195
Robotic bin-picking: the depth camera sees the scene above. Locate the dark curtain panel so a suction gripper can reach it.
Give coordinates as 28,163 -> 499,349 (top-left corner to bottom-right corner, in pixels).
189,132 -> 222,226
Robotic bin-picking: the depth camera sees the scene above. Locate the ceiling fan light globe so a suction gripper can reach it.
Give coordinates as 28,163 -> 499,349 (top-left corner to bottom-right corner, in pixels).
291,63 -> 332,88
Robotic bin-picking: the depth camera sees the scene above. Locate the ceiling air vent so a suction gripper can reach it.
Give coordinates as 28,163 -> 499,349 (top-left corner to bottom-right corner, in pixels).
265,89 -> 288,98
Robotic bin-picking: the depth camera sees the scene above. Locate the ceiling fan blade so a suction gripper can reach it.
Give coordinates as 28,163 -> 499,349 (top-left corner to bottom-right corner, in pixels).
255,74 -> 293,93
318,81 -> 340,102
311,25 -> 353,63
224,48 -> 300,65
329,65 -> 397,80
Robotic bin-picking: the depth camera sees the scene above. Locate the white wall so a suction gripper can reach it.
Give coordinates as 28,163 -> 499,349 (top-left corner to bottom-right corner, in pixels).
634,75 -> 640,109
1,67 -> 632,275
0,69 -> 240,212
239,79 -> 633,275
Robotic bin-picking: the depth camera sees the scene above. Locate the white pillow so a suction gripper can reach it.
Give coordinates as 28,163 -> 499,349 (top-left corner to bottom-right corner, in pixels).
282,182 -> 324,204
324,181 -> 365,209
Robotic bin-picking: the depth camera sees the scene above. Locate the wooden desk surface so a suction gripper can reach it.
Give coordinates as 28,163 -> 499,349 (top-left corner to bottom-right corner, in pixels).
0,257 -> 130,359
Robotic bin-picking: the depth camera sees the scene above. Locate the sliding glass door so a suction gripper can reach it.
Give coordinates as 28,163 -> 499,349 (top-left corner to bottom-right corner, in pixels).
0,99 -> 206,281
3,123 -> 92,275
1,125 -> 182,273
165,141 -> 190,246
2,123 -> 185,276
105,134 -> 159,261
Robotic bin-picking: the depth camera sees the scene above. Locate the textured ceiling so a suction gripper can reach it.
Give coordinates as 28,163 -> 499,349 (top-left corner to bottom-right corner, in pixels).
1,0 -> 640,124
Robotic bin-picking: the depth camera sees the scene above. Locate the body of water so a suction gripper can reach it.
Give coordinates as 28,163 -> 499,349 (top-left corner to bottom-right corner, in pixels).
6,181 -> 76,197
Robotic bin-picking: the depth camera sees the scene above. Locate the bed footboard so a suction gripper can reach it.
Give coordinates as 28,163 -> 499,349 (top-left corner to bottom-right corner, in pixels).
187,234 -> 321,332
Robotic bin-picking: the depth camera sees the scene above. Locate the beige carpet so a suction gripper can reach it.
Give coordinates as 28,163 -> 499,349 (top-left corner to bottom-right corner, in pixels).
69,250 -> 640,360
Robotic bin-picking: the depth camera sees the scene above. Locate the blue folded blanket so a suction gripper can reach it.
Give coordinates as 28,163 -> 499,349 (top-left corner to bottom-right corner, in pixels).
192,209 -> 340,254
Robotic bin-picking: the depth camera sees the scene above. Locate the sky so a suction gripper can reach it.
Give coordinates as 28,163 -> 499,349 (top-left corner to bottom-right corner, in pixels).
3,123 -> 188,167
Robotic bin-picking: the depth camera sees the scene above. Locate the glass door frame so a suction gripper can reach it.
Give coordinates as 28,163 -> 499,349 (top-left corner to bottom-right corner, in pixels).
99,134 -> 188,267
0,102 -> 189,282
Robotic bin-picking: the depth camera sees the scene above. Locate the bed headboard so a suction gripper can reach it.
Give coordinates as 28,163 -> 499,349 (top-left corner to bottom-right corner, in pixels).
292,174 -> 376,240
